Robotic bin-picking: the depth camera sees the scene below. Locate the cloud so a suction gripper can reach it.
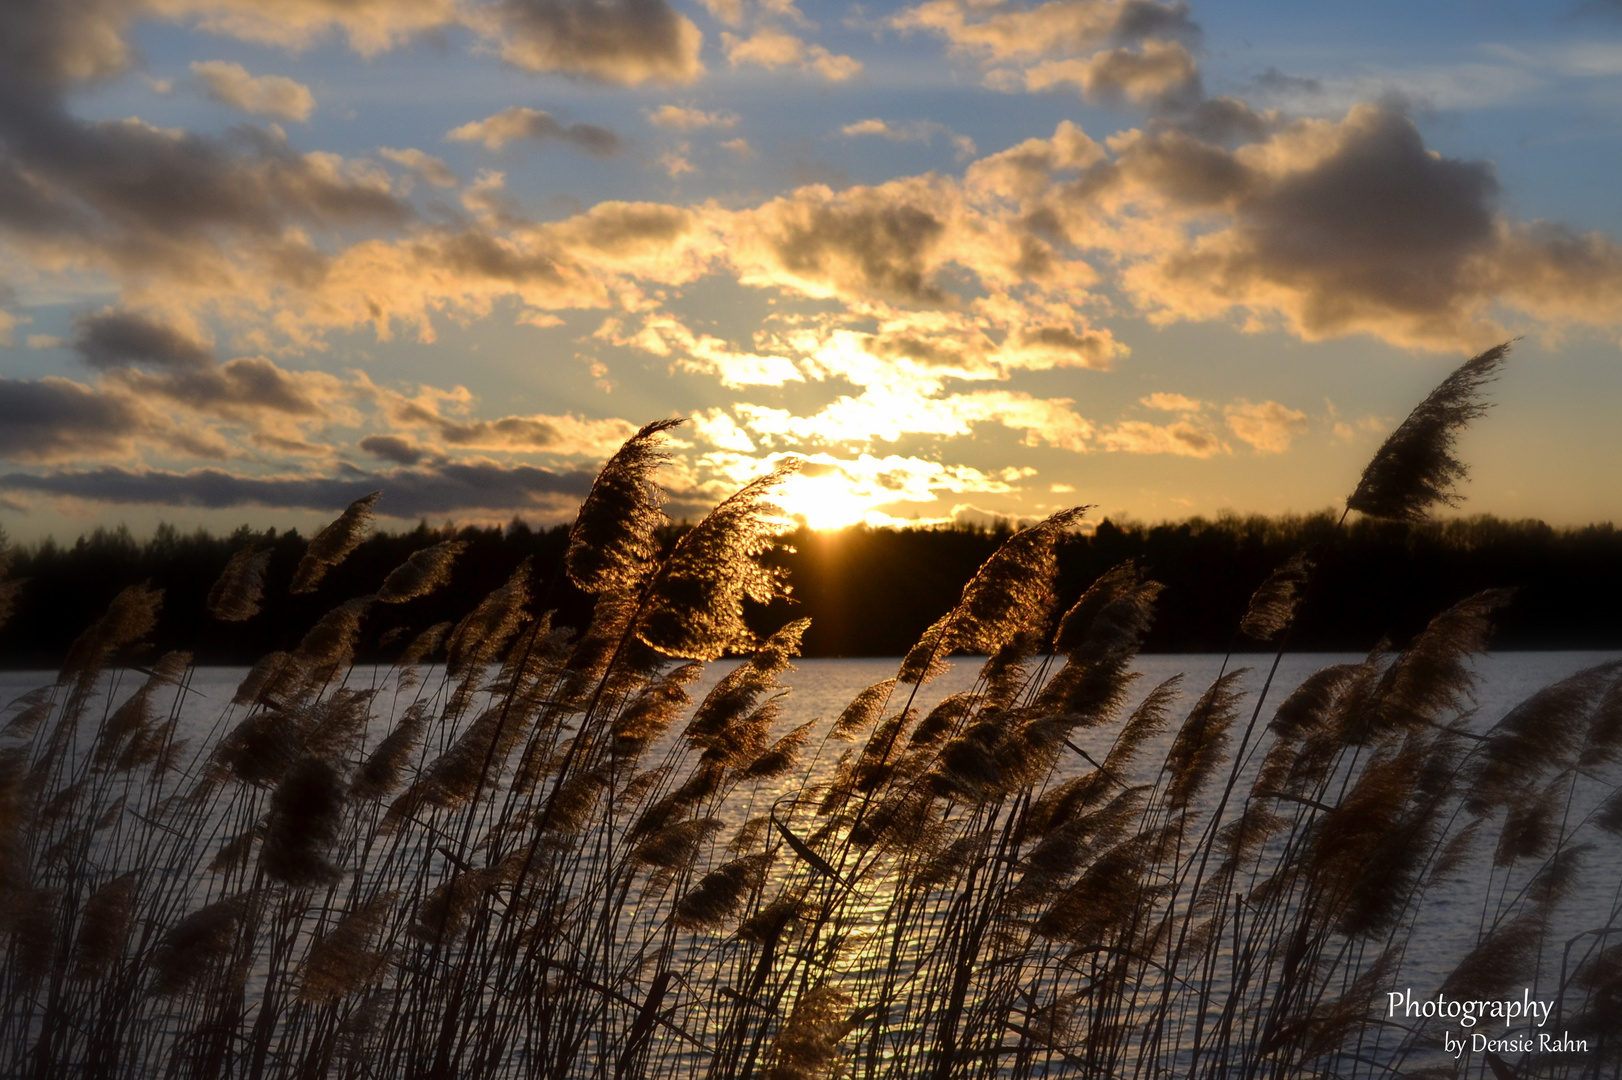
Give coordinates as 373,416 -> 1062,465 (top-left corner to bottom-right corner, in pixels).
0,375 -> 226,463
646,105 -> 739,130
721,29 -> 862,80
1225,398 -> 1307,453
63,309 -> 349,451
889,0 -> 1198,65
475,0 -> 704,84
72,309 -> 215,370
159,0 -> 462,55
840,118 -> 977,158
701,449 -> 1034,527
359,434 -> 428,464
191,60 -> 315,121
1140,391 -> 1202,412
659,150 -> 694,178
1040,102 -> 1622,349
728,178 -> 957,305
0,459 -> 598,518
107,357 -> 342,423
1097,418 -> 1225,456
0,376 -> 152,462
0,6 -> 411,301
376,385 -> 641,455
447,107 -> 623,155
690,408 -> 757,452
603,313 -> 804,387
379,147 -> 458,187
1024,38 -> 1200,106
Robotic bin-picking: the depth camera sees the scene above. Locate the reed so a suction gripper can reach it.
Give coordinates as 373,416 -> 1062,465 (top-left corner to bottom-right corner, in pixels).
3,342 -> 1620,1080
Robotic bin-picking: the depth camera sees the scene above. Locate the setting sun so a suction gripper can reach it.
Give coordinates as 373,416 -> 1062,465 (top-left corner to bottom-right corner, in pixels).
778,467 -> 887,530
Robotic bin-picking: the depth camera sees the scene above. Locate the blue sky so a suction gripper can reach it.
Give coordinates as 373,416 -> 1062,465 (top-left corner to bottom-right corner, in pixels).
3,0 -> 1621,541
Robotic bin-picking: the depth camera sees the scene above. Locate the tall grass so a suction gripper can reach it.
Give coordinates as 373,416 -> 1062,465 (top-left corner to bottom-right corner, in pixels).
3,348 -> 1621,1080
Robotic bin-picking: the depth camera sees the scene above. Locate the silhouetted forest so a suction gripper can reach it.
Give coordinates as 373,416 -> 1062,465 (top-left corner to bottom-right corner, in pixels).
1,511 -> 1618,668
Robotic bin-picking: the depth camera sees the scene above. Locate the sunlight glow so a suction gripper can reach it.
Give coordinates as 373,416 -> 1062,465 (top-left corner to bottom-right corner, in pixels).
778,469 -> 885,530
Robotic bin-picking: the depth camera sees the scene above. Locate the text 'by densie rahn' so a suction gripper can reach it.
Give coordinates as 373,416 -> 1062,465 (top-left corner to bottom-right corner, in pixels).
1387,989 -> 1553,1029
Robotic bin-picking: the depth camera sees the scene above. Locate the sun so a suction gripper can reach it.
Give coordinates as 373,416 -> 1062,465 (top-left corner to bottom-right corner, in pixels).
777,469 -> 884,530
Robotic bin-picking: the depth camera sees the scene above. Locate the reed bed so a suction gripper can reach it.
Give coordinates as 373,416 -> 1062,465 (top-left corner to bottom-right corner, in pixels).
3,343 -> 1621,1080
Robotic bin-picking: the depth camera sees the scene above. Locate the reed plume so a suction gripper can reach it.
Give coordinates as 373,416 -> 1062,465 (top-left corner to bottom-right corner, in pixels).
898,507 -> 1086,683
70,870 -> 140,979
297,895 -> 393,1005
1240,552 -> 1313,642
207,543 -> 270,621
377,540 -> 468,602
260,754 -> 346,886
1346,341 -> 1511,521
638,459 -> 799,660
58,582 -> 162,680
290,491 -> 380,593
149,893 -> 257,996
566,417 -> 682,593
0,542 -> 21,631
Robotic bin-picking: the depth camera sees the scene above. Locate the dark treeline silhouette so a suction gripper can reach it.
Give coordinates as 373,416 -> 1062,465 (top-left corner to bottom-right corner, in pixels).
1,510 -> 1618,667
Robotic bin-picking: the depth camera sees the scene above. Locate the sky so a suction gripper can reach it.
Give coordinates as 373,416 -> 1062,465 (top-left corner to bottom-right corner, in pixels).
3,0 -> 1622,543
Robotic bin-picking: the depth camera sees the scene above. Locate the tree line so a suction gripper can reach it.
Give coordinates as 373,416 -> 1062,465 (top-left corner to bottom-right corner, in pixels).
1,511 -> 1618,668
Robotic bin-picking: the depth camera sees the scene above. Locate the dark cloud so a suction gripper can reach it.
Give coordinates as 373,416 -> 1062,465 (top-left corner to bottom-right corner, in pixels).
0,376 -> 145,461
757,186 -> 951,305
66,309 -> 338,427
1061,104 -> 1549,347
1159,96 -> 1278,145
447,107 -> 624,155
0,460 -> 599,518
1110,127 -> 1254,207
111,357 -> 331,417
1112,0 -> 1200,45
0,0 -> 135,90
484,0 -> 705,84
1216,107 -> 1498,325
0,0 -> 411,287
359,434 -> 428,465
1251,67 -> 1323,95
425,230 -> 573,286
72,310 -> 215,370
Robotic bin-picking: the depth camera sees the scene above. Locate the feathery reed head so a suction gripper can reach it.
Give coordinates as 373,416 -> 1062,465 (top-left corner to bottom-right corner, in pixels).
149,893 -> 257,996
567,417 -> 682,593
1239,552 -> 1313,643
1162,669 -> 1246,810
1347,341 -> 1511,521
831,679 -> 895,741
291,491 -> 380,594
378,540 -> 468,602
639,459 -> 800,660
261,755 -> 346,886
207,543 -> 271,621
765,983 -> 859,1080
297,895 -> 393,1005
1359,588 -> 1511,744
672,852 -> 772,929
72,871 -> 141,979
0,542 -> 21,632
59,582 -> 163,681
898,507 -> 1087,683
295,596 -> 375,682
446,561 -> 531,676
